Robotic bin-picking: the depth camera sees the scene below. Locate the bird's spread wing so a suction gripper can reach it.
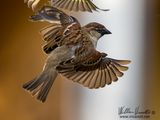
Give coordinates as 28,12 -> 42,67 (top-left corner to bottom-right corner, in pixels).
24,0 -> 109,12
40,23 -> 62,42
40,23 -> 62,53
24,0 -> 48,11
50,0 -> 109,12
56,48 -> 131,89
29,6 -> 81,54
40,19 -> 81,54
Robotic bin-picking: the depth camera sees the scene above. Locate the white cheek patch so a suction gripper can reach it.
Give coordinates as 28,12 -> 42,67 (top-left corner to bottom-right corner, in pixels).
91,36 -> 98,48
88,31 -> 99,48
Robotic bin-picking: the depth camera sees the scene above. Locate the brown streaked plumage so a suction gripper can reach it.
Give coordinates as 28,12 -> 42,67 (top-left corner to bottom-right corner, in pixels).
24,0 -> 109,12
23,6 -> 131,102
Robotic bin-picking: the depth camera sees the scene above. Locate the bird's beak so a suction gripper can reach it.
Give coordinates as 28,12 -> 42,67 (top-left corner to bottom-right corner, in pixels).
102,29 -> 112,35
98,29 -> 112,36
29,14 -> 43,22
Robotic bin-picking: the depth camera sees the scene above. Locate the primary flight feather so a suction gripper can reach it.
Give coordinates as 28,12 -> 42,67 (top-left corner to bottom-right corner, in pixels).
24,0 -> 109,12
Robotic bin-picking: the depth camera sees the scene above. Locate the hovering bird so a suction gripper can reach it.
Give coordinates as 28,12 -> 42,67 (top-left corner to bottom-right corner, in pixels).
24,0 -> 109,12
23,6 -> 130,102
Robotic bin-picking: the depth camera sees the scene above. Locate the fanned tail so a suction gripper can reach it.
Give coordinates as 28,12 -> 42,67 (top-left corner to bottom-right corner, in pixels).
23,69 -> 57,102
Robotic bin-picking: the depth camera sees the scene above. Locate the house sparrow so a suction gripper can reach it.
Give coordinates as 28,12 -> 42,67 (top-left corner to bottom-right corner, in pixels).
24,0 -> 109,12
23,6 -> 131,102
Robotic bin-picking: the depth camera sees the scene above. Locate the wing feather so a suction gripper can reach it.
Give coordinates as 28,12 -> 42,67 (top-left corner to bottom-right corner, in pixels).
69,0 -> 76,11
100,65 -> 106,87
50,0 -> 109,12
64,0 -> 71,9
55,0 -> 65,7
78,71 -> 92,84
72,71 -> 88,82
110,59 -> 131,65
78,0 -> 85,11
72,0 -> 79,11
85,0 -> 95,12
107,65 -> 118,82
57,49 -> 131,89
79,71 -> 94,85
94,68 -> 102,88
88,69 -> 99,88
112,62 -> 129,71
86,0 -> 97,11
110,63 -> 124,77
82,0 -> 91,12
59,0 -> 68,8
40,24 -> 62,42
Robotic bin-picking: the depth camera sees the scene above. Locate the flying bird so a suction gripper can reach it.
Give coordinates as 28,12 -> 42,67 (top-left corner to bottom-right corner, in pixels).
23,6 -> 130,102
24,0 -> 109,12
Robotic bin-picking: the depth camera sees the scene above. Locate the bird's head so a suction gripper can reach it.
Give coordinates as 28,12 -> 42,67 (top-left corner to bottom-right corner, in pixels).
84,22 -> 111,39
29,6 -> 62,23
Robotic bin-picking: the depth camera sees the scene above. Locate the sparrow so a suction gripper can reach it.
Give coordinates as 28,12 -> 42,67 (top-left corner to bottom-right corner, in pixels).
24,0 -> 109,12
23,6 -> 131,102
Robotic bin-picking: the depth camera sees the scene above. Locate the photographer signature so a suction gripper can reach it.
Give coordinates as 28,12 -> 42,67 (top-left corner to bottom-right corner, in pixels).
118,106 -> 155,116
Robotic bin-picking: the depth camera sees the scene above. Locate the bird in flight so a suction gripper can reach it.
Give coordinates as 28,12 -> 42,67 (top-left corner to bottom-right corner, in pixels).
23,6 -> 130,102
24,0 -> 109,12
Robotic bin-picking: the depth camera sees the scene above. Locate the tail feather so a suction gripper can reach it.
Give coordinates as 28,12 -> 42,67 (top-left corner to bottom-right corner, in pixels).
37,76 -> 54,102
23,70 -> 57,102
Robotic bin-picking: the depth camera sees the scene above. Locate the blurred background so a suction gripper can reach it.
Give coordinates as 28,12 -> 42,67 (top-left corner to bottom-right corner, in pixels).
0,0 -> 159,120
